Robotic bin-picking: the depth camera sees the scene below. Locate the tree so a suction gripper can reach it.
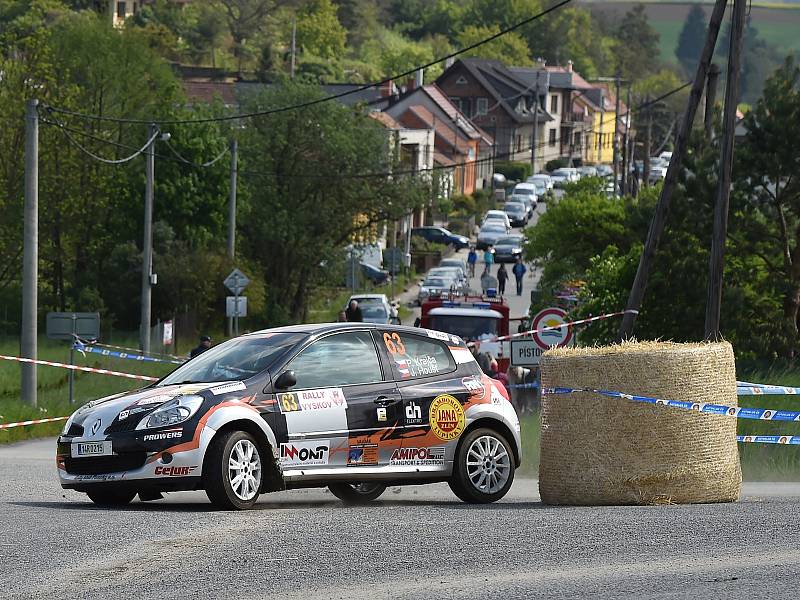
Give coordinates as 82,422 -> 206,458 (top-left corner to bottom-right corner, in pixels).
612,3 -> 660,81
455,24 -> 532,66
213,0 -> 287,72
675,4 -> 706,77
295,0 -> 346,59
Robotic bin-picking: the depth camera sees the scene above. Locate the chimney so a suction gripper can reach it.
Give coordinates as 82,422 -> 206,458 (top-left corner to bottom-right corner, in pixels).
444,57 -> 455,69
566,60 -> 573,73
536,57 -> 547,69
415,68 -> 424,89
379,79 -> 394,98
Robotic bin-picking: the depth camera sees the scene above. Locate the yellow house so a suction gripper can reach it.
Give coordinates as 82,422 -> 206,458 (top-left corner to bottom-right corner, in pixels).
583,84 -> 623,165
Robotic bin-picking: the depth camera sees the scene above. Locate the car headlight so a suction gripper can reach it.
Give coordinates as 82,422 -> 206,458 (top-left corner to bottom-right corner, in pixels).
135,395 -> 204,430
512,247 -> 522,254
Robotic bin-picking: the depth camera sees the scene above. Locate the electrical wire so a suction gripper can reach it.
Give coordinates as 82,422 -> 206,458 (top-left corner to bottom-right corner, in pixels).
40,0 -> 574,126
48,119 -> 160,164
163,138 -> 229,168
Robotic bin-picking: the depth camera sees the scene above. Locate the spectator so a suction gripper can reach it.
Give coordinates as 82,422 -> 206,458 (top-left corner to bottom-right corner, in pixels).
467,246 -> 477,277
497,263 -> 508,295
190,335 -> 212,359
512,258 -> 527,296
468,341 -> 494,376
337,310 -> 348,322
483,246 -> 495,275
345,300 -> 363,322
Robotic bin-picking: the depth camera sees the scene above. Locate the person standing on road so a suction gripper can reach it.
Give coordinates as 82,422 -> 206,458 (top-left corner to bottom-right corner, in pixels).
483,246 -> 495,275
190,335 -> 212,358
512,258 -> 527,296
497,263 -> 508,295
467,246 -> 477,278
345,300 -> 363,322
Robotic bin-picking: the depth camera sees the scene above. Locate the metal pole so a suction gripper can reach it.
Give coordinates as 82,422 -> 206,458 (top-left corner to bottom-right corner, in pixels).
227,138 -> 237,259
621,83 -> 632,196
613,74 -> 621,197
705,63 -> 721,141
705,0 -> 746,340
644,94 -> 652,188
531,72 -> 539,175
619,0 -> 728,338
140,123 -> 156,352
290,18 -> 296,79
69,314 -> 76,404
21,98 -> 38,406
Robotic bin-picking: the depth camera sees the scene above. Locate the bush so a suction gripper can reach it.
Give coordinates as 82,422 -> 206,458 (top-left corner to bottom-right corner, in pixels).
494,161 -> 532,183
411,236 -> 447,253
545,158 -> 569,172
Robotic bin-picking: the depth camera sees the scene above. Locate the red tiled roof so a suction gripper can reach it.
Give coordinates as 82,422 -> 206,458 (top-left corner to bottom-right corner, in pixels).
433,151 -> 455,167
182,81 -> 236,105
369,111 -> 403,129
400,105 -> 473,155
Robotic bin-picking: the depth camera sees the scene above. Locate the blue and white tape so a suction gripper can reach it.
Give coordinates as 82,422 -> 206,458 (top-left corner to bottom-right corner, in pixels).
736,382 -> 800,396
544,387 -> 800,422
737,435 -> 800,445
507,382 -> 540,390
73,343 -> 184,365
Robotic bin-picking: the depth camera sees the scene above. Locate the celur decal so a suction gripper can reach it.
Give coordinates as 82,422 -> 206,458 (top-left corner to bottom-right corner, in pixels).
280,441 -> 330,466
209,381 -> 247,396
278,388 -> 347,413
390,447 -> 445,466
154,465 -> 197,476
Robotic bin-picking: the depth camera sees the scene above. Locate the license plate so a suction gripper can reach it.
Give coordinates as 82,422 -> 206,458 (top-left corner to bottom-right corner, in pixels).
71,441 -> 113,457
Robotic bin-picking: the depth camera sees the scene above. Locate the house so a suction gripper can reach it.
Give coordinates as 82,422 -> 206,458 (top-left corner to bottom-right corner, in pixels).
384,84 -> 494,197
436,58 -> 552,166
584,83 -> 625,165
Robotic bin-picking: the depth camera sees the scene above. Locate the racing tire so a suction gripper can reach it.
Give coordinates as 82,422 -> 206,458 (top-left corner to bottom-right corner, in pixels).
86,490 -> 136,506
449,428 -> 515,504
204,430 -> 264,510
328,482 -> 387,504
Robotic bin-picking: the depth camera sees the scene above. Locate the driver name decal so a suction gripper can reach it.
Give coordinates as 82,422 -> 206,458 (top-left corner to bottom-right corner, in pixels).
278,388 -> 347,413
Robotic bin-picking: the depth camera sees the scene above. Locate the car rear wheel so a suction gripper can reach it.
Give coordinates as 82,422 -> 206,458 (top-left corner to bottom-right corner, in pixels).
328,482 -> 387,504
86,489 -> 136,506
449,428 -> 515,504
204,430 -> 263,510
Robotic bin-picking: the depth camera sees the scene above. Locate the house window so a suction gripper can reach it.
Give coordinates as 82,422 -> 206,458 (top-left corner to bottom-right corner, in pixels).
456,76 -> 469,85
476,98 -> 489,116
116,1 -> 126,18
548,129 -> 556,147
550,94 -> 558,114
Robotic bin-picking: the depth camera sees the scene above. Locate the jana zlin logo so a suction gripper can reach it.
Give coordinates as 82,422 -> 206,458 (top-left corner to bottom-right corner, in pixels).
90,418 -> 101,436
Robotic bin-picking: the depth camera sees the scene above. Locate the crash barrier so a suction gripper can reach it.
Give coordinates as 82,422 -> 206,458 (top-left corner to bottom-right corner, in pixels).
496,309 -> 639,341
72,343 -> 185,365
0,416 -> 68,430
539,341 -> 741,506
0,354 -> 159,382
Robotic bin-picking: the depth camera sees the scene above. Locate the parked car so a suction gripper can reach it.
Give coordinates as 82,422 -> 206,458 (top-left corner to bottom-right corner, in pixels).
550,170 -> 569,188
439,258 -> 468,277
418,275 -> 458,304
659,151 -> 673,163
596,164 -> 613,178
526,174 -> 553,191
649,166 -> 668,185
360,263 -> 390,285
57,324 -> 521,509
346,294 -> 392,324
493,234 -> 525,263
476,223 -> 509,250
428,267 -> 468,294
481,210 -> 512,231
577,166 -> 598,178
509,183 -> 538,216
502,202 -> 528,227
411,226 -> 469,250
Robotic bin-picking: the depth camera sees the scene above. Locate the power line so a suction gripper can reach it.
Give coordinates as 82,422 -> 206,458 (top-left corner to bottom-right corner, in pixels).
163,138 -> 229,168
40,0 -> 574,126
47,119 -> 160,164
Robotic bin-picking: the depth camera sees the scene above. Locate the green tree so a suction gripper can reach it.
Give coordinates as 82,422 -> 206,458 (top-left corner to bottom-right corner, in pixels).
455,24 -> 532,66
390,0 -> 465,40
612,3 -> 660,81
296,0 -> 346,60
675,3 -> 706,76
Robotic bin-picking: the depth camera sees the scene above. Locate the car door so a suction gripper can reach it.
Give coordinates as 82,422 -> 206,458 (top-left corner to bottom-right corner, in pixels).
377,329 -> 466,471
276,330 -> 400,472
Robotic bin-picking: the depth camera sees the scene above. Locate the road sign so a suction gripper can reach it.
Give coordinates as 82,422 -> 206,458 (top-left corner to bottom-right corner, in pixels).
384,248 -> 404,275
46,312 -> 100,341
162,320 -> 173,346
510,339 -> 544,366
226,296 -> 247,317
530,307 -> 573,349
224,268 -> 250,295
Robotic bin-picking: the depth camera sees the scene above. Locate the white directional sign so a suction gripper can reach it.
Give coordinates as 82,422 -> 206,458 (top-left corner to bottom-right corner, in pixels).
224,268 -> 251,295
226,296 -> 247,317
510,339 -> 545,366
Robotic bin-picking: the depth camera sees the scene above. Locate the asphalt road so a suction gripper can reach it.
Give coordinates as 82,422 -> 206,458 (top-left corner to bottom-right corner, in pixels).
4,437 -> 800,599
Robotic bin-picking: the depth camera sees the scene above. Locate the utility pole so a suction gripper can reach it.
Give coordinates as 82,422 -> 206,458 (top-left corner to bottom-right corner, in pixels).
227,138 -> 237,259
290,18 -> 297,79
705,63 -> 721,141
705,0 -> 746,340
139,124 -> 156,353
621,82 -> 632,196
530,71 -> 540,175
619,0 -> 728,338
21,98 -> 38,407
613,73 -> 621,197
644,94 -> 652,188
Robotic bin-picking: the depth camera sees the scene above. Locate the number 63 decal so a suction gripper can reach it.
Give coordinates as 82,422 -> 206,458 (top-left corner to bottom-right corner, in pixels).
383,332 -> 406,355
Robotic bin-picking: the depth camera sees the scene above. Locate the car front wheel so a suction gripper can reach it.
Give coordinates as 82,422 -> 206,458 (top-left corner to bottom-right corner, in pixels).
328,482 -> 387,504
204,430 -> 264,510
449,428 -> 515,503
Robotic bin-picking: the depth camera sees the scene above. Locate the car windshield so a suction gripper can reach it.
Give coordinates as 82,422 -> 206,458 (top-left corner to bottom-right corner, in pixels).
157,333 -> 306,386
361,306 -> 388,319
496,236 -> 523,246
429,315 -> 499,339
513,188 -> 535,196
424,278 -> 448,287
351,296 -> 383,306
503,203 -> 525,211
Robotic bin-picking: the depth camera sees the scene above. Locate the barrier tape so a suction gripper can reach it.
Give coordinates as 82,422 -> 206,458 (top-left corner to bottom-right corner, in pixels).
737,435 -> 800,445
73,344 -> 184,365
497,309 -> 639,342
73,337 -> 184,361
544,386 -> 800,421
508,382 -> 540,390
0,416 -> 68,430
0,354 -> 158,382
737,383 -> 800,396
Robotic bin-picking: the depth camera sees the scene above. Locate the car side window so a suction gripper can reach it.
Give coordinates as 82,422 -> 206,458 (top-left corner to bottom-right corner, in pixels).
288,331 -> 383,389
381,331 -> 456,380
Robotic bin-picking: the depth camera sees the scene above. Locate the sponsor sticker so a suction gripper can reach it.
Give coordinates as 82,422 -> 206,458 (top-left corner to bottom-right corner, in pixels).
390,446 -> 445,466
137,395 -> 175,406
490,382 -> 506,405
118,410 -> 130,420
154,465 -> 197,476
405,402 -> 424,426
74,473 -> 120,481
429,394 -> 465,441
280,441 -> 330,466
462,376 -> 486,398
278,388 -> 347,413
143,429 -> 182,441
395,358 -> 411,379
425,329 -> 450,342
376,407 -> 387,422
450,347 -> 475,365
209,381 -> 247,396
347,444 -> 378,466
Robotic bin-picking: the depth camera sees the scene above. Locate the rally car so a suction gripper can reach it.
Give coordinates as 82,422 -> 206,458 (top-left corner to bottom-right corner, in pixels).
57,323 -> 521,510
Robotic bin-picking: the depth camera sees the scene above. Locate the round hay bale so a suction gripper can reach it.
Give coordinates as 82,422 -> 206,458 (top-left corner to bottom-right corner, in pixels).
539,341 -> 741,505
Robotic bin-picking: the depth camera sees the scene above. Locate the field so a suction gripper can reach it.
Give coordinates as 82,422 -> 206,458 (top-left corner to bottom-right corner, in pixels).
582,1 -> 800,66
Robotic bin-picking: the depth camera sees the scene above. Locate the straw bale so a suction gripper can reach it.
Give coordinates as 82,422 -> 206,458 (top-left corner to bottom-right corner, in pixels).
539,341 -> 741,505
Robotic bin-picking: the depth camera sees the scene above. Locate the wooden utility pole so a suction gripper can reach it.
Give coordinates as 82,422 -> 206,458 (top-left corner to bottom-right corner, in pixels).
643,94 -> 652,188
619,0 -> 729,339
704,63 -> 721,141
705,0 -> 746,340
621,82 -> 632,196
613,73 -> 621,197
21,99 -> 38,406
139,124 -> 156,353
530,71 -> 540,175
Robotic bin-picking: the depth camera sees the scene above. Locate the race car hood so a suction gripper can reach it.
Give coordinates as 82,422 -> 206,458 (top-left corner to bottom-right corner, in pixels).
65,381 -> 246,439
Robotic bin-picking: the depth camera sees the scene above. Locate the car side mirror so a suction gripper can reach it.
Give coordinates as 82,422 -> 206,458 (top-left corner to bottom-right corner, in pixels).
274,370 -> 297,390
